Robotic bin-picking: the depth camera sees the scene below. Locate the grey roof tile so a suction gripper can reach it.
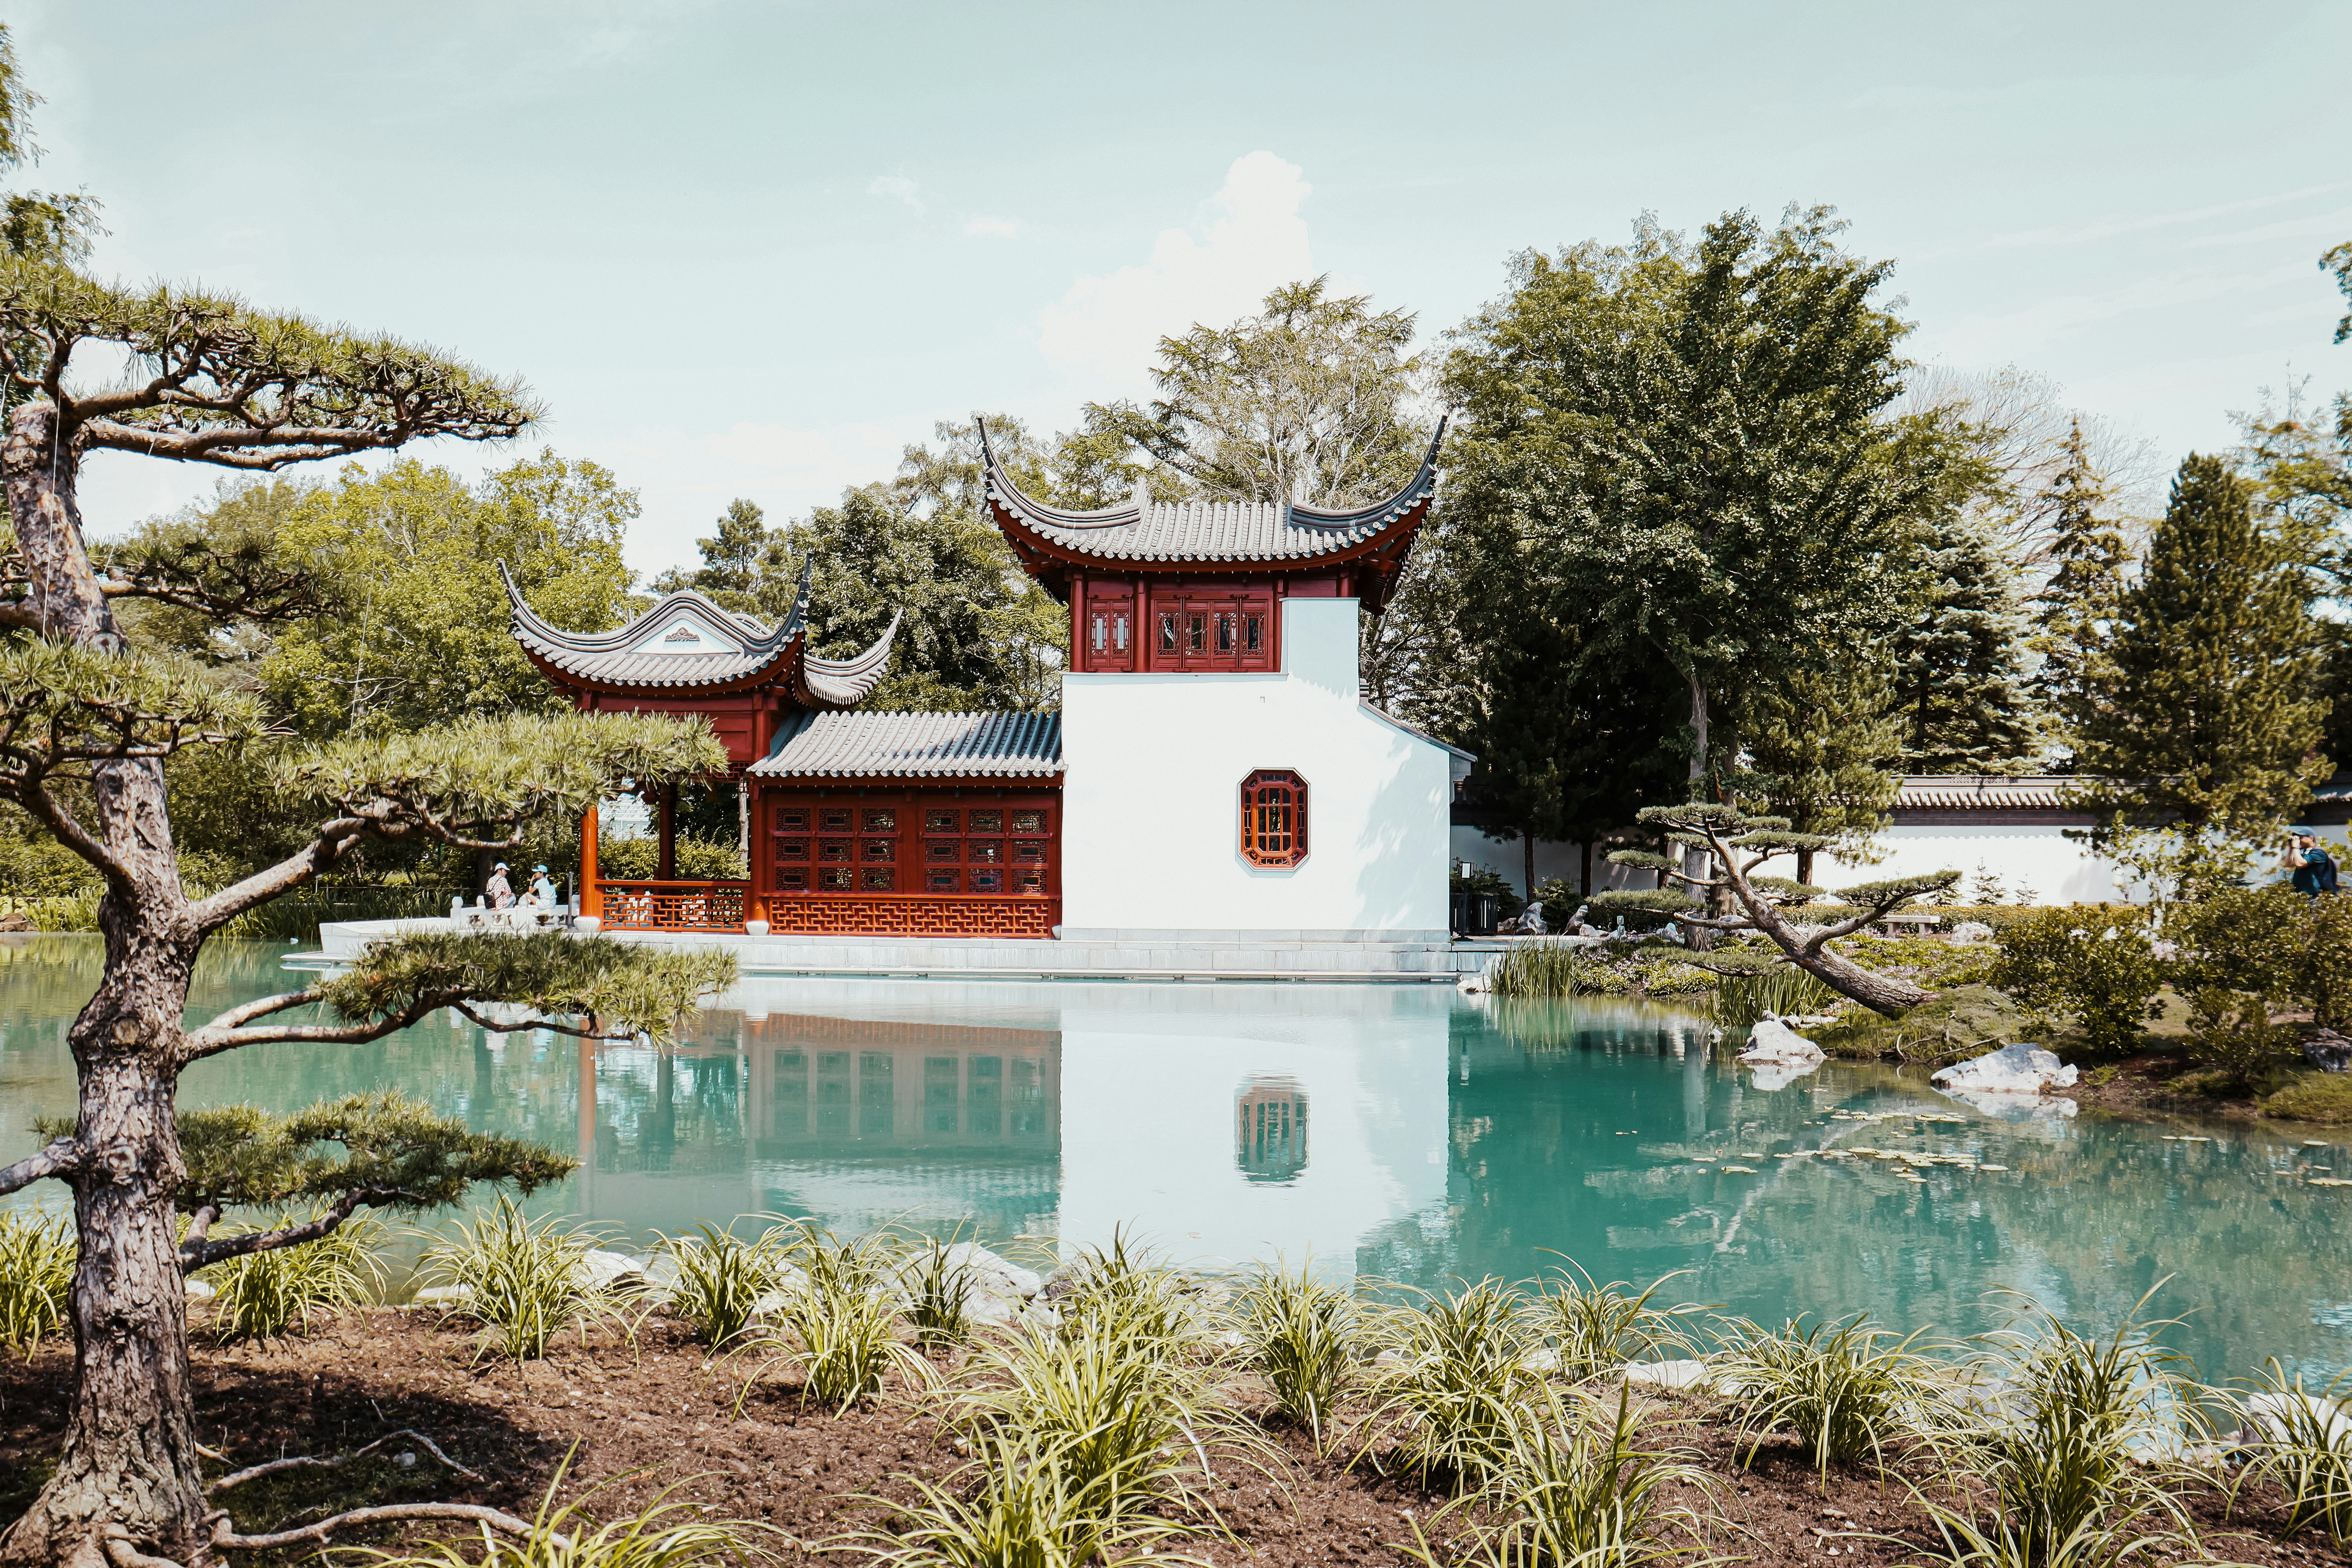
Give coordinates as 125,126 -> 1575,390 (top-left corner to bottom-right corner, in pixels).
749,710 -> 1064,779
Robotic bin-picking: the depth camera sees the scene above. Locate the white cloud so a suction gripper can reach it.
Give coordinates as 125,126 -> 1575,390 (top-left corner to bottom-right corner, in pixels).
866,174 -> 922,214
964,215 -> 1020,238
1036,150 -> 1313,386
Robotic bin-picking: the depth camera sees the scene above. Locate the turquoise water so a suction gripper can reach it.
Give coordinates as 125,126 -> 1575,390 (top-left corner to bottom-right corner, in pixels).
4,935 -> 2349,1381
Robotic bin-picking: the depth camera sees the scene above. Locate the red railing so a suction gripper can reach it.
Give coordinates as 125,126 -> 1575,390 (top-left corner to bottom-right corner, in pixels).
597,880 -> 750,931
765,895 -> 1058,938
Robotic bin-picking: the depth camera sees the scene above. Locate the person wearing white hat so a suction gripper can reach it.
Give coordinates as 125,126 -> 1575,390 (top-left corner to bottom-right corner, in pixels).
486,861 -> 514,909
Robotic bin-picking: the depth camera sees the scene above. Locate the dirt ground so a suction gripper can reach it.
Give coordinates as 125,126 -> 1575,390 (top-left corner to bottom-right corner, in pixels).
3,1310 -> 2338,1568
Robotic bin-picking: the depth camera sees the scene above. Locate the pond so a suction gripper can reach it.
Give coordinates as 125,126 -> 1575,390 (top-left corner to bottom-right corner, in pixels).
3,935 -> 2348,1383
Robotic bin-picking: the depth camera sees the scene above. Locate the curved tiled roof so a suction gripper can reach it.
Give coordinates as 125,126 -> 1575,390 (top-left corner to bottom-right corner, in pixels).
980,418 -> 1444,566
501,562 -> 898,708
1893,775 -> 2075,811
749,710 -> 1063,779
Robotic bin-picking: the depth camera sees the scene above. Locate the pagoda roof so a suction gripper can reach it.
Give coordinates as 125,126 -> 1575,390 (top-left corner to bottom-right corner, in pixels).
979,419 -> 1444,589
749,710 -> 1064,780
501,561 -> 898,707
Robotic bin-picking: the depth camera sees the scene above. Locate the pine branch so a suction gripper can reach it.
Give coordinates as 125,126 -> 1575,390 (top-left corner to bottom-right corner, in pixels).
178,1187 -> 419,1272
0,1134 -> 78,1197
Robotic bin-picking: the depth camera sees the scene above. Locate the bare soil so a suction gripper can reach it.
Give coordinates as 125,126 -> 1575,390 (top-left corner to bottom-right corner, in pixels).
3,1311 -> 2339,1568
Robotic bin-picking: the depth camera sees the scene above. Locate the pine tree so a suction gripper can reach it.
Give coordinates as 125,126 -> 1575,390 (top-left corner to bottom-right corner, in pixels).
1888,512 -> 2046,771
2030,420 -> 2133,741
2071,454 -> 2329,837
1738,662 -> 1904,886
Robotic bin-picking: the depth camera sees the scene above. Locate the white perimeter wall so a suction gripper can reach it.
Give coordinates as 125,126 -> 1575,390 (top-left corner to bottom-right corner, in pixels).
1060,597 -> 1455,937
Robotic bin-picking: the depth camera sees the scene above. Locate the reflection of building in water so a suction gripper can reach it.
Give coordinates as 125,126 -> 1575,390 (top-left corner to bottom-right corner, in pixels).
1235,1074 -> 1308,1183
744,1013 -> 1060,1157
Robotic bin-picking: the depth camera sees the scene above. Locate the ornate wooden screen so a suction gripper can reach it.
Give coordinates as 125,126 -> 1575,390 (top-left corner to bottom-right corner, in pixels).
762,788 -> 1059,936
1238,769 -> 1307,867
1151,588 -> 1274,672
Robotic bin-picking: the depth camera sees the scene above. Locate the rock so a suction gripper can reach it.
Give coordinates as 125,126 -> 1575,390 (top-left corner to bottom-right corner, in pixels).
1949,921 -> 1995,944
577,1249 -> 644,1291
1931,1041 -> 2079,1097
2241,1390 -> 2352,1446
626,1251 -> 683,1302
412,1283 -> 472,1307
1521,1347 -> 1562,1374
2302,1029 -> 2352,1074
1622,1357 -> 1712,1392
0,912 -> 32,933
185,1276 -> 217,1301
1740,1016 -> 1826,1066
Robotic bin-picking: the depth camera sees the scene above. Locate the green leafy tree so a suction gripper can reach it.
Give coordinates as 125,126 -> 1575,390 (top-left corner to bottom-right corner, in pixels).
1737,662 -> 1903,886
2327,238 -> 2352,346
1439,208 -> 1953,808
0,255 -> 737,1568
651,497 -> 768,609
1887,510 -> 2045,771
2067,454 -> 2330,872
0,24 -> 98,274
2030,419 -> 2135,741
1083,275 -> 1426,507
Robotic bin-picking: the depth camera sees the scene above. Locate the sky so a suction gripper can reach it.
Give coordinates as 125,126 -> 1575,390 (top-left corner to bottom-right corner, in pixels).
12,0 -> 2352,582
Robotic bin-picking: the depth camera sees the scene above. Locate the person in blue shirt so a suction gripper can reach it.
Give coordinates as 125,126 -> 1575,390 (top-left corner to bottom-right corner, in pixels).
530,864 -> 559,908
2287,832 -> 2332,897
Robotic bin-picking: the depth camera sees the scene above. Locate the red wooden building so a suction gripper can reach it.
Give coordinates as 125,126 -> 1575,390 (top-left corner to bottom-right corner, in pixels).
505,562 -> 1065,936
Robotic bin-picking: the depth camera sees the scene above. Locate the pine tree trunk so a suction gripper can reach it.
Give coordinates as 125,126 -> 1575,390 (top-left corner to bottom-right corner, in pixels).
0,405 -> 211,1568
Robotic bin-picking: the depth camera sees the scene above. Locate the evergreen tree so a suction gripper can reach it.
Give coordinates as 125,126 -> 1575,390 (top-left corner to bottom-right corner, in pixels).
1888,511 -> 2045,771
2030,420 -> 2134,743
1738,661 -> 1904,886
2070,454 -> 2329,840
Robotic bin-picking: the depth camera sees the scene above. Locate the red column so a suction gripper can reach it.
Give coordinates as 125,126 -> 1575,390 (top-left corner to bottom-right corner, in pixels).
656,784 -> 676,880
579,798 -> 602,919
749,783 -> 771,924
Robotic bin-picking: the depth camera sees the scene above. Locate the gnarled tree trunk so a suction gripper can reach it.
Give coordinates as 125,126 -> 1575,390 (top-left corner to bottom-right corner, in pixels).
0,404 -> 211,1568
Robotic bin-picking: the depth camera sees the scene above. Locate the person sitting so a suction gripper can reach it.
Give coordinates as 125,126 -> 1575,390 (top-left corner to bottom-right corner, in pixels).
529,864 -> 558,909
485,862 -> 514,910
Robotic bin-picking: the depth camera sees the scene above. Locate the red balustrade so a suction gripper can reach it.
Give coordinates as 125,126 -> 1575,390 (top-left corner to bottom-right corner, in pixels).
597,880 -> 750,932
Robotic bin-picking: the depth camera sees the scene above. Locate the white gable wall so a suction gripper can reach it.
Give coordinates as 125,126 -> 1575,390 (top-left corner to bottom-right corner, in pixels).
1059,597 -> 1453,939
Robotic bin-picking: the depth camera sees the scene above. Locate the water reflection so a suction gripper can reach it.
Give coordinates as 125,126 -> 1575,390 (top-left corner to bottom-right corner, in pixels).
4,937 -> 2352,1381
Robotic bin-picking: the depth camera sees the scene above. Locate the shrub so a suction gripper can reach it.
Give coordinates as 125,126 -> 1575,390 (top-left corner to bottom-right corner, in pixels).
1635,960 -> 1719,997
2181,987 -> 2299,1089
0,1208 -> 73,1357
744,1222 -> 910,1410
2169,885 -> 2308,1001
1989,907 -> 2165,1054
598,833 -> 746,881
2265,1073 -> 2352,1123
204,1212 -> 385,1342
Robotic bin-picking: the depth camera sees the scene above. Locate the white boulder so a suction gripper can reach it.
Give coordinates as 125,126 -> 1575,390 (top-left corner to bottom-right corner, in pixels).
577,1249 -> 644,1291
1950,921 -> 1995,944
1931,1042 -> 2077,1097
2242,1390 -> 2352,1446
185,1276 -> 218,1302
1739,1016 -> 1826,1066
1622,1358 -> 1713,1392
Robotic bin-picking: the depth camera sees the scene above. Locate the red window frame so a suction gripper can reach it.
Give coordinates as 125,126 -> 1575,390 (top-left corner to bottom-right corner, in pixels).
1239,769 -> 1308,868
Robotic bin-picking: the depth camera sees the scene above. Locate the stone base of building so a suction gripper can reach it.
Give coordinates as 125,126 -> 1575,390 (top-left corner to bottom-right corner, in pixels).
310,919 -> 1476,981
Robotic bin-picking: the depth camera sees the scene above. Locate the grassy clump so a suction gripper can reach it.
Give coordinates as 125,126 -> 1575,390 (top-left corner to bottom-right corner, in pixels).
203,1212 -> 385,1343
898,1231 -> 982,1351
0,1207 -> 73,1356
2230,1361 -> 2352,1547
1708,966 -> 1841,1030
1365,1278 -> 1539,1485
1414,1383 -> 1717,1568
1486,942 -> 1632,998
661,1222 -> 786,1348
417,1198 -> 619,1362
1235,1255 -> 1359,1441
1533,1263 -> 1695,1383
366,1453 -> 768,1568
744,1222 -> 911,1410
1716,1314 -> 1949,1477
2265,1072 -> 2352,1123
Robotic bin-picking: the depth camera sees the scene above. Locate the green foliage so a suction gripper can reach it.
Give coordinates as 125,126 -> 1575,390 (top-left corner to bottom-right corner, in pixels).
2030,420 -> 2136,739
2182,988 -> 2298,1090
1365,1279 -> 1537,1485
201,1210 -> 384,1342
417,1198 -> 616,1363
1830,934 -> 2000,990
2326,239 -> 2352,347
744,1223 -> 911,1410
2264,1073 -> 2352,1124
1412,1383 -> 1717,1568
661,1223 -> 785,1348
1989,909 -> 2165,1054
1716,1314 -> 1949,1477
1049,1228 -> 1212,1356
1235,1256 -> 1359,1441
1812,985 -> 2030,1066
1944,1296 -> 2196,1566
898,1232 -> 979,1352
0,639 -> 268,793
2171,884 -> 2352,1031
1737,661 -> 1902,882
1486,942 -> 1630,998
1533,1263 -> 1695,1383
1887,510 -> 2047,773
174,1093 -> 574,1217
1450,860 -> 1524,923
316,930 -> 736,1046
597,833 -> 745,882
0,1207 -> 71,1357
1708,966 -> 1842,1030
360,1454 -> 769,1568
2230,1361 -> 2352,1546
1636,959 -> 1719,997
834,1428 -> 1204,1568
2070,454 -> 2330,841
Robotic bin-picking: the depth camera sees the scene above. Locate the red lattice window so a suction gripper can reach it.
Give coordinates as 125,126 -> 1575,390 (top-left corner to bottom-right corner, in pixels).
1240,769 -> 1308,868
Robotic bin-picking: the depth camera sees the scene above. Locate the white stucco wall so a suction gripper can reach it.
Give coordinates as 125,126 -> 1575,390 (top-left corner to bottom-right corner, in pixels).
1817,824 -> 2138,904
1059,597 -> 1455,939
